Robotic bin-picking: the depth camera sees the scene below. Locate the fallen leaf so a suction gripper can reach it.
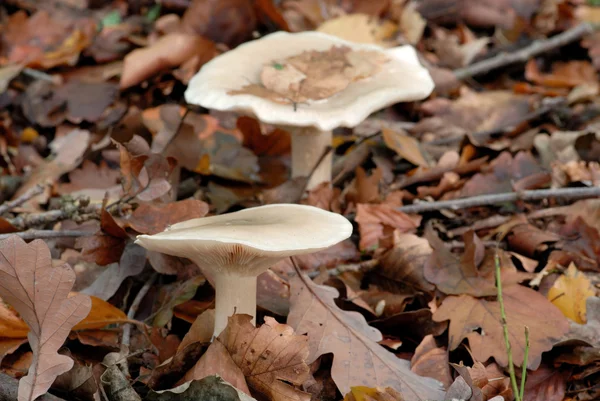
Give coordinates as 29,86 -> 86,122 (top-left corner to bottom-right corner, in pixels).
237,116 -> 291,157
181,340 -> 250,395
218,314 -> 311,401
382,128 -> 430,167
120,33 -> 217,89
410,335 -> 453,389
316,14 -> 397,46
433,285 -> 569,369
343,386 -> 405,401
522,365 -> 569,401
147,375 -> 257,401
563,296 -> 600,348
178,309 -> 215,352
371,233 -> 435,295
355,204 -> 421,251
0,236 -> 92,401
525,59 -> 598,88
58,160 -> 121,202
288,274 -> 445,401
547,263 -> 595,324
154,276 -> 206,327
0,64 -> 23,93
124,199 -> 209,235
81,243 -> 147,300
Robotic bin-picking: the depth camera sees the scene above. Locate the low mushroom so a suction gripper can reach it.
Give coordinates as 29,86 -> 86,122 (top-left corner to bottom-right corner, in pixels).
135,204 -> 352,337
185,31 -> 434,190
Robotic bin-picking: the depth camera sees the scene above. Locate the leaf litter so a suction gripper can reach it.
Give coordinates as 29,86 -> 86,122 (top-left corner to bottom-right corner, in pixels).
0,1 -> 600,401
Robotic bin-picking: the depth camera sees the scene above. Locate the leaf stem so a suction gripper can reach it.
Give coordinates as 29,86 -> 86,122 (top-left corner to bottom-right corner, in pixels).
495,253 -> 520,401
520,326 -> 530,401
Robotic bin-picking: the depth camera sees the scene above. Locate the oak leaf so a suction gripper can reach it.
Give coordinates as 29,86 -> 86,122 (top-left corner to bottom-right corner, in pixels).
411,335 -> 452,389
548,263 -> 595,324
0,236 -> 92,401
218,314 -> 310,401
424,228 -> 530,296
124,199 -> 209,235
287,274 -> 444,401
433,285 -> 569,369
355,203 -> 421,251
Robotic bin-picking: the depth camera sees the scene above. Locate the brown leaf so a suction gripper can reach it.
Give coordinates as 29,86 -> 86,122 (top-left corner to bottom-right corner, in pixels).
424,228 -> 530,296
120,33 -> 217,89
288,274 -> 445,401
178,309 -> 215,352
316,14 -> 397,46
0,236 -> 92,401
382,128 -> 430,167
124,199 -> 209,235
355,204 -> 421,251
182,340 -> 251,395
58,160 -> 121,197
411,335 -> 452,389
433,285 -> 569,369
76,233 -> 126,266
218,314 -> 311,401
522,365 -> 569,401
238,116 -> 291,157
181,0 -> 257,46
525,59 -> 598,88
373,233 -> 435,295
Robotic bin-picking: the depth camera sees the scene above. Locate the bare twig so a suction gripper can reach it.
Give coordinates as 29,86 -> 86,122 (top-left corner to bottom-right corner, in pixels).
0,230 -> 93,241
122,273 -> 157,349
6,199 -> 100,230
0,184 -> 47,215
454,23 -> 597,79
397,186 -> 600,214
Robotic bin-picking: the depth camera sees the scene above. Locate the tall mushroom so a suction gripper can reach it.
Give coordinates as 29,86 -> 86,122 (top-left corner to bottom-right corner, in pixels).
185,31 -> 434,190
135,204 -> 352,337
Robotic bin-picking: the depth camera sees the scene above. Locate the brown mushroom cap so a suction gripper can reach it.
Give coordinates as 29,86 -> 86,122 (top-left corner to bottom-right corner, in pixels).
135,204 -> 353,276
184,31 -> 434,131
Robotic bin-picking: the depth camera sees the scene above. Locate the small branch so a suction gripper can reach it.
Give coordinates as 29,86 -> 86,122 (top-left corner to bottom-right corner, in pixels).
0,184 -> 47,215
397,186 -> 600,214
0,230 -> 93,241
454,23 -> 597,79
122,273 -> 157,349
495,253 -> 521,401
6,199 -> 100,230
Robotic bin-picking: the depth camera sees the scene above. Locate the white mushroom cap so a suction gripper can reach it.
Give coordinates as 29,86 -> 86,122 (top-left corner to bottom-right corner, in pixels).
135,204 -> 353,276
184,31 -> 434,131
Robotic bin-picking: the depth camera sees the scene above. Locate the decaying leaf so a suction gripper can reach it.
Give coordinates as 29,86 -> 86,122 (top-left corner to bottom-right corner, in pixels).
410,335 -> 452,389
343,386 -> 405,401
147,375 -> 257,401
123,199 -> 209,235
230,45 -> 388,103
547,263 -> 596,324
424,228 -> 531,296
0,236 -> 92,401
287,274 -> 445,401
433,285 -> 569,369
355,204 -> 421,251
218,314 -> 311,401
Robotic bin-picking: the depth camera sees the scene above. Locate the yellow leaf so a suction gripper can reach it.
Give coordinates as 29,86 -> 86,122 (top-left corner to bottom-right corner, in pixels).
382,128 -> 430,167
344,386 -> 404,401
317,14 -> 397,46
0,301 -> 29,338
21,127 -> 39,143
73,295 -> 129,330
548,263 -> 596,324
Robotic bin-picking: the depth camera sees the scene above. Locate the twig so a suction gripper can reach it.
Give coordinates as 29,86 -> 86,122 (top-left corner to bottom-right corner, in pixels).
0,184 -> 47,215
520,326 -> 530,401
122,273 -> 157,349
495,253 -> 521,401
397,186 -> 600,214
0,230 -> 93,241
454,23 -> 597,79
6,199 -> 100,230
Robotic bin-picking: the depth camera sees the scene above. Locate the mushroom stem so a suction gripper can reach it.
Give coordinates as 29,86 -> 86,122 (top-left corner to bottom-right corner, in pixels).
290,127 -> 332,190
213,272 -> 257,337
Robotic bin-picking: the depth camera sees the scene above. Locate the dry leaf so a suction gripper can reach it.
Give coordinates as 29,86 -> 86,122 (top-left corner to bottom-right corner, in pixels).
522,365 -> 569,401
182,340 -> 250,394
343,386 -> 405,401
178,309 -> 215,352
288,274 -> 445,401
564,297 -> 600,347
0,236 -> 92,401
124,199 -> 209,235
382,128 -> 430,167
355,204 -> 421,251
316,14 -> 397,46
218,314 -> 311,401
424,228 -> 531,296
433,285 -> 569,369
147,375 -> 258,401
547,263 -> 596,324
410,335 -> 452,389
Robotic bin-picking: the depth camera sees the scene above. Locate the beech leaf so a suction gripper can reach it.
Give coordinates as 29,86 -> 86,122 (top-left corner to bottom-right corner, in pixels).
0,236 -> 92,401
547,263 -> 595,324
218,314 -> 310,401
433,285 -> 569,369
287,274 -> 445,401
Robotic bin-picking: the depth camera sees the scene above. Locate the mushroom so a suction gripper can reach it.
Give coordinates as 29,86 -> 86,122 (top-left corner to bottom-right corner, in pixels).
135,204 -> 352,337
185,31 -> 434,190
